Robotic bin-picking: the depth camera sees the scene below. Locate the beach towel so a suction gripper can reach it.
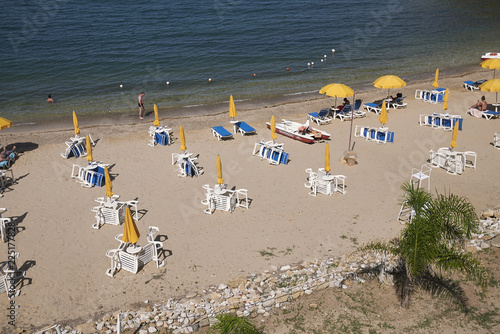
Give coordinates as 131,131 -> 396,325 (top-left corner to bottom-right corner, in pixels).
468,108 -> 482,118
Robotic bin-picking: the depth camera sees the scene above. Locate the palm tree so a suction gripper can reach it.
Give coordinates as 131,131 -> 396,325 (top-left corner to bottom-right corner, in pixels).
364,183 -> 488,310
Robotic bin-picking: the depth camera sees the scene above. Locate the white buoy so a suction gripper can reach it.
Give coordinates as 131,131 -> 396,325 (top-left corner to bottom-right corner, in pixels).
208,78 -> 212,82
166,81 -> 170,85
119,84 -> 123,88
332,49 -> 336,53
311,62 -> 314,65
321,59 -> 324,62
324,55 -> 327,58
307,62 -> 311,66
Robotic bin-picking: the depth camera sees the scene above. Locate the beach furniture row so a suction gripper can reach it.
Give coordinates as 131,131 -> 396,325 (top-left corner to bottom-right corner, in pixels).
354,125 -> 395,144
252,140 -> 290,165
419,113 -> 463,131
415,88 -> 446,104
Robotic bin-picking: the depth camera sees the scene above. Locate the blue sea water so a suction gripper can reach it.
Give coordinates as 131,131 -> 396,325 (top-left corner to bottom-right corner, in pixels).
0,0 -> 499,124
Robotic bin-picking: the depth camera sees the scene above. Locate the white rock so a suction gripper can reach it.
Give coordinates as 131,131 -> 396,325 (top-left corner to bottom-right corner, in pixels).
148,327 -> 158,333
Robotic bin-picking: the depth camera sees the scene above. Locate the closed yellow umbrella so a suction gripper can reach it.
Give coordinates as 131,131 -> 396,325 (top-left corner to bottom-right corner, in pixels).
122,206 -> 140,244
153,104 -> 160,127
104,167 -> 113,198
479,78 -> 500,103
442,89 -> 449,110
73,111 -> 80,135
85,135 -> 93,162
319,83 -> 354,107
450,121 -> 458,149
373,75 -> 406,97
270,115 -> 277,141
378,100 -> 389,126
229,95 -> 237,119
180,125 -> 187,151
216,155 -> 224,185
0,117 -> 13,130
324,143 -> 331,173
481,58 -> 500,78
432,69 -> 439,88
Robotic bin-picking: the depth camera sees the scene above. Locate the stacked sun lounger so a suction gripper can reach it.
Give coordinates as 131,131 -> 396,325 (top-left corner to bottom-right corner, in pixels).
415,88 -> 446,104
61,135 -> 91,159
71,161 -> 109,187
171,151 -> 204,177
91,195 -> 139,229
419,113 -> 463,131
354,125 -> 395,144
148,126 -> 173,147
252,140 -> 290,165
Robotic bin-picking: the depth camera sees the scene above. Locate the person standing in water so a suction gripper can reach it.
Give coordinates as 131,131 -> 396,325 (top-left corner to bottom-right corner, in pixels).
138,92 -> 146,119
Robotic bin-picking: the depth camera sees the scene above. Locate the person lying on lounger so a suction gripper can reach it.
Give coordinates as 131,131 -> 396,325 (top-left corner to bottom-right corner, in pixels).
298,126 -> 322,138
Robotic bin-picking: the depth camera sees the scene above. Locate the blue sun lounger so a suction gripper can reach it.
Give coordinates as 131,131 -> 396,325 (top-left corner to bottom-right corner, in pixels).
462,79 -> 486,91
211,126 -> 233,140
233,121 -> 257,135
252,140 -> 289,165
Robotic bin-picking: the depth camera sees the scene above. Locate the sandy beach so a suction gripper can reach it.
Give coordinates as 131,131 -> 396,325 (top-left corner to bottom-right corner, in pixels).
1,68 -> 499,332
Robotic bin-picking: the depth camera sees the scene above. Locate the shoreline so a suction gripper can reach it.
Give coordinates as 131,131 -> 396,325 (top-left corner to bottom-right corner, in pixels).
3,63 -> 485,135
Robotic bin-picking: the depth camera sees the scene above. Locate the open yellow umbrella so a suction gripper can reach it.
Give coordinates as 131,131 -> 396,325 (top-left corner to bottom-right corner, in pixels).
442,89 -> 449,110
481,58 -> 500,78
270,115 -> 277,141
229,95 -> 237,119
324,143 -> 331,173
373,75 -> 406,97
153,104 -> 160,127
319,83 -> 354,107
0,117 -> 13,130
180,125 -> 187,151
73,111 -> 80,135
432,69 -> 439,88
122,206 -> 140,244
104,167 -> 113,198
479,78 -> 500,103
85,135 -> 93,162
378,100 -> 388,126
216,155 -> 224,185
450,121 -> 458,149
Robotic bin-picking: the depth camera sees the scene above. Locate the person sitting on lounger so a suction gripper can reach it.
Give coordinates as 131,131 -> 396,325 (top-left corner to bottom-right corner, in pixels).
0,146 -> 16,162
336,98 -> 350,111
471,96 -> 487,111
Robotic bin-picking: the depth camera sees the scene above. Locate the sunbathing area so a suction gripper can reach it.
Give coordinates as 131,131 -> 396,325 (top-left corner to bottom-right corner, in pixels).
1,66 -> 500,332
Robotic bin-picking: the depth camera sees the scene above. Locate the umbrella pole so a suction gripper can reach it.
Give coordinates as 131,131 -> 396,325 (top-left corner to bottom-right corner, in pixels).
348,92 -> 355,151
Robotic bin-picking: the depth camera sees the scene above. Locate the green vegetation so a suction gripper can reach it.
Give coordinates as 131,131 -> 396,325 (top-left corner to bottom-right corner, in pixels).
209,313 -> 260,334
363,183 -> 488,310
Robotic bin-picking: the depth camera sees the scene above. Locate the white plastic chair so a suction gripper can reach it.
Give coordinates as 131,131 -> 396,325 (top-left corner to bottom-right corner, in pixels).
0,253 -> 25,298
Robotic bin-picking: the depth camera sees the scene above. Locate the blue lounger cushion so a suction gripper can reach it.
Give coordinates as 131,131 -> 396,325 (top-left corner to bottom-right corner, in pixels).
86,172 -> 104,187
155,132 -> 170,146
212,126 -> 233,138
308,112 -> 319,118
234,121 -> 256,135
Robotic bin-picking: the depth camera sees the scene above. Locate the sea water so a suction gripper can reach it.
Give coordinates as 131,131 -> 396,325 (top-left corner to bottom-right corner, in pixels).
1,0 -> 499,124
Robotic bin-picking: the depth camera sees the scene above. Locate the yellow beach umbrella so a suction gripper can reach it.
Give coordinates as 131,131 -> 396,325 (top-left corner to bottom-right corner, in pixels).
324,143 -> 331,173
432,69 -> 439,88
450,121 -> 458,149
104,167 -> 113,198
373,75 -> 406,97
153,104 -> 160,127
481,58 -> 500,78
0,117 -> 13,130
122,206 -> 140,244
319,83 -> 354,108
72,111 -> 80,135
442,89 -> 449,110
479,78 -> 500,103
378,100 -> 389,126
229,95 -> 237,119
216,155 -> 224,185
85,135 -> 93,162
180,125 -> 187,151
270,115 -> 277,141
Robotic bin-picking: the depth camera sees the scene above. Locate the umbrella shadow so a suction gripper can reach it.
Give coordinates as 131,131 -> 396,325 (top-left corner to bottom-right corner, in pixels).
7,142 -> 38,154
